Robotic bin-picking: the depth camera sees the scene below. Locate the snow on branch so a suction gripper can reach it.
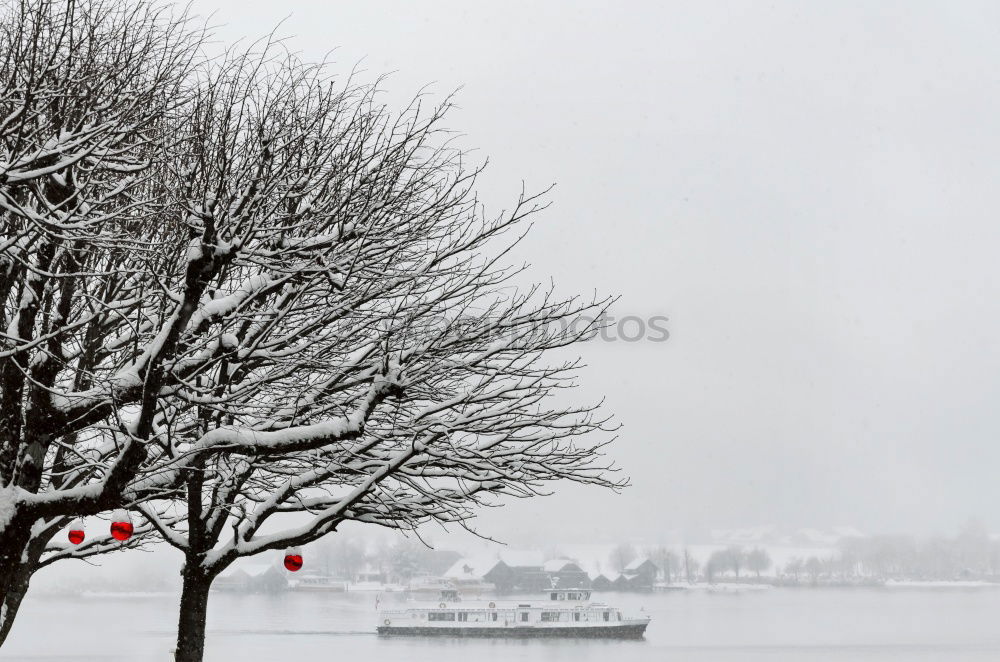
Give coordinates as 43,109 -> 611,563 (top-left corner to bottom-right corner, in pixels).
0,0 -> 622,639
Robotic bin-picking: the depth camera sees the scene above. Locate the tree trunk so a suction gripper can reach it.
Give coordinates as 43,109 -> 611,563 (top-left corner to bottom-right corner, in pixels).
0,513 -> 35,648
174,564 -> 213,662
0,575 -> 29,648
0,538 -> 45,649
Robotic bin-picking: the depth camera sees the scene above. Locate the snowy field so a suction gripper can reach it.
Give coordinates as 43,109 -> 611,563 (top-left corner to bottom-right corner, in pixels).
7,588 -> 1000,661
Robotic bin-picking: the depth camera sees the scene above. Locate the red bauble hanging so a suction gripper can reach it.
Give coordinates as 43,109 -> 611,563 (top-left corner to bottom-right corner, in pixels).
110,510 -> 134,541
67,519 -> 85,545
283,547 -> 303,572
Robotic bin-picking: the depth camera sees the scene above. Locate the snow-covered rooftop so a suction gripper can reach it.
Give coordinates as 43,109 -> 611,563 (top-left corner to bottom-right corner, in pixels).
542,558 -> 580,572
594,572 -> 624,582
624,557 -> 653,571
443,556 -> 503,579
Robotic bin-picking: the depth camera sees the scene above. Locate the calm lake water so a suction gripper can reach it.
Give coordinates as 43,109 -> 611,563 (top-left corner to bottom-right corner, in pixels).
6,588 -> 1000,661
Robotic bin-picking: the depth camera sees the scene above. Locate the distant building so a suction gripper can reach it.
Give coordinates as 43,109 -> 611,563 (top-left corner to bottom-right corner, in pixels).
543,559 -> 591,589
443,551 -> 652,594
443,557 -> 516,593
500,550 -> 549,592
612,573 -> 631,590
589,558 -> 659,593
590,573 -> 613,591
215,563 -> 287,593
622,558 -> 658,591
590,571 -> 630,591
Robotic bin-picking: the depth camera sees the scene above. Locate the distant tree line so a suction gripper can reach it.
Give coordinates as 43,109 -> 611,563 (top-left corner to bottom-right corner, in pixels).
611,543 -> 771,585
782,523 -> 1000,585
703,546 -> 772,582
312,536 -> 461,583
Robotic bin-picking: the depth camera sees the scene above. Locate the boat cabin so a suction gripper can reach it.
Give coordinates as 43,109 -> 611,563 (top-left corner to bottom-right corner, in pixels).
549,588 -> 591,601
391,603 -> 625,626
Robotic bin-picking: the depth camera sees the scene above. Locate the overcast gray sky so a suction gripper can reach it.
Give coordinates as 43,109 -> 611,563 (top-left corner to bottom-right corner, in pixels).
194,0 -> 1000,542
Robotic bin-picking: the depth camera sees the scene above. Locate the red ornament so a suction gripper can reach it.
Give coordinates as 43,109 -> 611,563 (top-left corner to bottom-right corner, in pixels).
284,553 -> 303,572
110,510 -> 133,541
67,519 -> 85,545
110,521 -> 133,541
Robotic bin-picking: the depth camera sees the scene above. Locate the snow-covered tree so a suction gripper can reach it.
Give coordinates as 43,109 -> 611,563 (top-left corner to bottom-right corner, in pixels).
722,545 -> 747,579
683,548 -> 700,583
746,547 -> 772,580
647,546 -> 680,584
0,0 -> 622,654
0,0 -> 204,641
135,43 -> 620,661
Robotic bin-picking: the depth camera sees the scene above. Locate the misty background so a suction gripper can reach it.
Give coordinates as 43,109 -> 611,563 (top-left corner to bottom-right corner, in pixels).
127,1 -> 1000,545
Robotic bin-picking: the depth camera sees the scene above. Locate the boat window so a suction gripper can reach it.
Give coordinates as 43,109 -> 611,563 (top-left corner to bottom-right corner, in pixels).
551,592 -> 558,600
617,612 -> 622,621
520,612 -> 529,622
583,591 -> 591,600
603,611 -> 610,622
491,613 -> 498,622
429,612 -> 456,622
540,612 -> 562,622
573,612 -> 580,622
457,612 -> 468,622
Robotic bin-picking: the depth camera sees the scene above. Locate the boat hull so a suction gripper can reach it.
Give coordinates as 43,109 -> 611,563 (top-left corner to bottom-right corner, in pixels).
377,622 -> 648,639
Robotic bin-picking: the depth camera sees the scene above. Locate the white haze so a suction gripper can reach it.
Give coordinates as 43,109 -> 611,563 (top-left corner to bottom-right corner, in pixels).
179,0 -> 1000,543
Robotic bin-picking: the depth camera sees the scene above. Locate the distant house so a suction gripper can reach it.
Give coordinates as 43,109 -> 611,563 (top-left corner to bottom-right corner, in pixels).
590,573 -> 612,591
589,572 -> 630,591
611,572 -> 631,590
623,558 -> 658,591
215,563 -> 287,593
443,557 -> 516,593
543,559 -> 591,589
499,550 -> 549,592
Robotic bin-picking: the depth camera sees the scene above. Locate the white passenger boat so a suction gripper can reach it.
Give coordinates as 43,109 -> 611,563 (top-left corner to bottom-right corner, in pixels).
377,588 -> 650,638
